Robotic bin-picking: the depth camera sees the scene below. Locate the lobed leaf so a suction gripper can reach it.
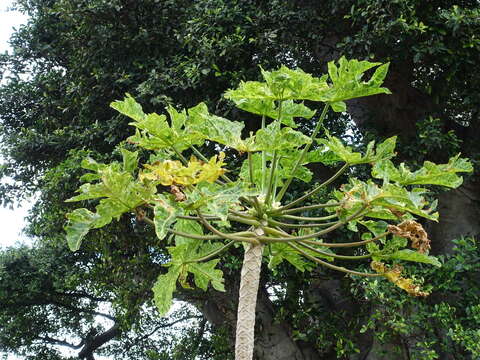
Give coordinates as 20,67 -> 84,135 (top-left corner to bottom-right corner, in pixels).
255,122 -> 312,151
372,154 -> 473,188
325,57 -> 391,110
140,153 -> 226,186
318,135 -> 397,165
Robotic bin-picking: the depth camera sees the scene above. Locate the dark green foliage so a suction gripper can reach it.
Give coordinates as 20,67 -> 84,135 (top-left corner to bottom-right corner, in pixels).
0,0 -> 478,359
352,237 -> 480,359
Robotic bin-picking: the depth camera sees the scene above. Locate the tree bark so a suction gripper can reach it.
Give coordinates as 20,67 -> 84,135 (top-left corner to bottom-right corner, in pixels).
193,256 -> 322,360
235,243 -> 264,360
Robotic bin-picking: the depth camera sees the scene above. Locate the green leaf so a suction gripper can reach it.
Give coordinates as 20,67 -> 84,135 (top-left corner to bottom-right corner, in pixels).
153,265 -> 181,316
372,154 -> 473,188
154,196 -> 179,240
358,220 -> 388,236
224,80 -> 275,101
225,66 -> 330,102
113,96 -> 204,151
164,241 -> 226,293
255,122 -> 311,151
166,105 -> 187,131
336,178 -> 439,221
188,103 -> 254,152
260,66 -> 331,101
330,101 -> 347,113
182,181 -> 257,222
325,57 -> 391,103
110,93 -> 146,122
174,219 -> 203,246
65,208 -> 100,251
224,95 -> 315,128
121,148 -> 138,173
189,259 -> 225,291
268,243 -> 311,272
239,152 -> 312,188
380,249 -> 442,267
318,135 -> 397,165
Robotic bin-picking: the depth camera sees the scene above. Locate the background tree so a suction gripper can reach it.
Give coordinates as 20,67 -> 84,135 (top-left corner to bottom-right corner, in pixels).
0,0 -> 478,359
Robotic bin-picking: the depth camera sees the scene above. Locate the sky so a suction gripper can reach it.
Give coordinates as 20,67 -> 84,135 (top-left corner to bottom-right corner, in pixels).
0,1 -> 31,250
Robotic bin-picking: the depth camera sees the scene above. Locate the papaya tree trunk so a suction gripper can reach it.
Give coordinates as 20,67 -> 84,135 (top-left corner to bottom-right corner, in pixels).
235,242 -> 264,360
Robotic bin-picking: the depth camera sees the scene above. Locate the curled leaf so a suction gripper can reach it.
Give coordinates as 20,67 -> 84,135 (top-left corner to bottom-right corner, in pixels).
371,261 -> 429,297
388,220 -> 431,254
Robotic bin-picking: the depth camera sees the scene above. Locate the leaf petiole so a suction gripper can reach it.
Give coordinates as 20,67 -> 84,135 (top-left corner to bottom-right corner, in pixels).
288,242 -> 381,277
280,162 -> 349,210
276,103 -> 330,202
185,240 -> 236,263
277,213 -> 338,222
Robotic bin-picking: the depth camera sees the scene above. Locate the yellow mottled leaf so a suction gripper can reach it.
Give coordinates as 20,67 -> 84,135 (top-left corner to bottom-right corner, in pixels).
371,261 -> 429,297
140,153 -> 226,186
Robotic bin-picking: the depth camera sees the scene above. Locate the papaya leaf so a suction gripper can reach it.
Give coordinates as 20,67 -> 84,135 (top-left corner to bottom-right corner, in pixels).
336,178 -> 438,221
188,104 -> 255,152
164,242 -> 226,293
260,66 -> 330,101
255,122 -> 311,151
268,242 -> 312,272
153,265 -> 181,316
358,220 -> 388,236
65,208 -> 100,251
318,135 -> 396,165
182,181 -> 257,222
112,95 -> 204,151
121,148 -> 138,173
110,93 -> 146,122
154,195 -> 179,240
224,95 -> 315,128
371,261 -> 429,296
189,260 -> 225,291
379,249 -> 441,267
174,219 -> 203,246
326,57 -> 391,104
372,154 -> 473,188
330,101 -> 347,113
140,153 -> 226,186
239,152 -> 312,188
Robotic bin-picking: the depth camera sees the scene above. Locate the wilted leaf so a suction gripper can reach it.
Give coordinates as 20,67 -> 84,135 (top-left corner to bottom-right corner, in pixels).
371,261 -> 429,296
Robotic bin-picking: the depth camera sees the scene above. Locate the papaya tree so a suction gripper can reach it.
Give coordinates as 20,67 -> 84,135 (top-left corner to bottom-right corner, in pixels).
65,57 -> 472,360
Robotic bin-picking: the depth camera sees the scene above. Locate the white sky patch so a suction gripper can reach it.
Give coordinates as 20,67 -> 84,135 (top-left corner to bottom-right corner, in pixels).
0,2 -> 31,252
0,2 -> 29,53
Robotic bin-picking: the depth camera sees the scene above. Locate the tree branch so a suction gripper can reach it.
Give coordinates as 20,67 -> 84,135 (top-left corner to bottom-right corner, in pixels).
37,336 -> 84,349
78,323 -> 120,359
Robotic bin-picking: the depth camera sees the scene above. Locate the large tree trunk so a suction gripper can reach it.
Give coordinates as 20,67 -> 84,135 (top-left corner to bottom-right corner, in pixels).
427,178 -> 480,255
